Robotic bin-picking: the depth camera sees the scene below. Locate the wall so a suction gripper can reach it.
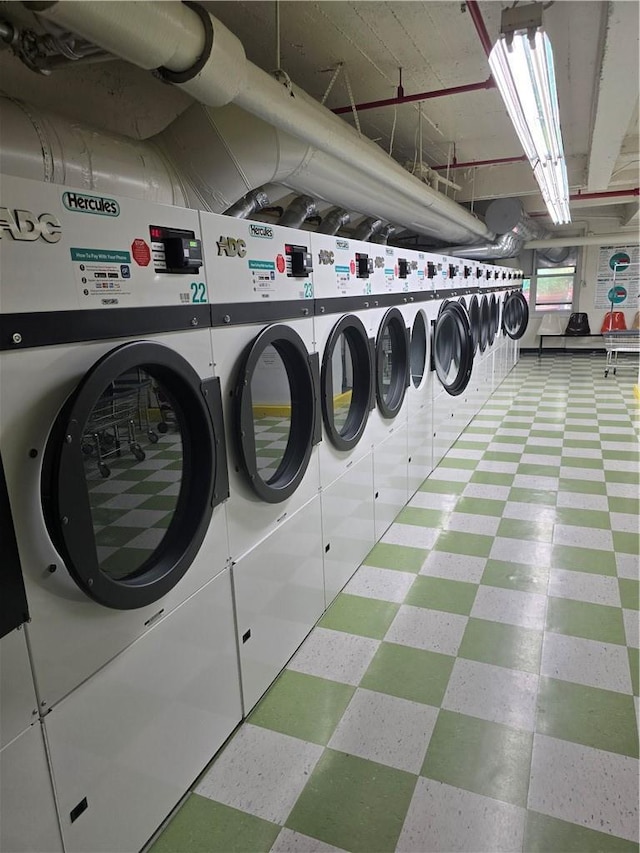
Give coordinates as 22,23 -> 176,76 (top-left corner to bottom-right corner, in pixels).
520,242 -> 639,351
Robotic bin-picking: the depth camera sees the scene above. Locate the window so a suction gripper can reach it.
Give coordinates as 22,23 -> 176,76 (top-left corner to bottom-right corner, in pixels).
534,265 -> 575,312
522,278 -> 531,304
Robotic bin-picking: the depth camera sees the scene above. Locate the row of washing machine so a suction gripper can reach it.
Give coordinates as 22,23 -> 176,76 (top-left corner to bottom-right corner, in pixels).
0,174 -> 528,853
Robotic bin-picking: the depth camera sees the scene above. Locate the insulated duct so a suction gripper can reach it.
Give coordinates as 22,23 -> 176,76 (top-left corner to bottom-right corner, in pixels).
446,198 -> 571,262
28,0 -> 493,245
0,96 -> 186,205
225,187 -> 270,218
278,195 -> 317,228
318,207 -> 350,235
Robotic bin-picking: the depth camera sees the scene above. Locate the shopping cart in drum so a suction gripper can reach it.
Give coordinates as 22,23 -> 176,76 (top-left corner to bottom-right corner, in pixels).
82,379 -> 157,478
603,330 -> 640,377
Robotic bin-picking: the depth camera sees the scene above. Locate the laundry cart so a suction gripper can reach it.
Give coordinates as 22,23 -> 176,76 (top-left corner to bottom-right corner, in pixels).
81,372 -> 158,477
602,260 -> 639,377
603,330 -> 640,377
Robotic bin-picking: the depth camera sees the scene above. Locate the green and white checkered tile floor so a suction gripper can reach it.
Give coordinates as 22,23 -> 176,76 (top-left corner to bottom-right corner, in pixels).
149,353 -> 639,853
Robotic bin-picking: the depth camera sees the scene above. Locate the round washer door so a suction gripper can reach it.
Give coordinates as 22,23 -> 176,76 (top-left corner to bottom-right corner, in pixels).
410,309 -> 429,389
468,295 -> 481,354
235,323 -> 318,503
376,307 -> 410,418
502,291 -> 530,340
478,294 -> 490,353
321,314 -> 372,451
433,300 -> 474,396
41,341 -> 226,610
488,294 -> 499,345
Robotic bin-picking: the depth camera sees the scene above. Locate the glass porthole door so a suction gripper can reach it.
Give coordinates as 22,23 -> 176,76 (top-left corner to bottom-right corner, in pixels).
478,294 -> 490,354
375,307 -> 410,418
42,341 -> 227,610
432,300 -> 474,396
488,294 -> 498,345
502,291 -> 530,340
467,295 -> 481,354
410,310 -> 428,389
234,323 -> 320,503
321,314 -> 373,450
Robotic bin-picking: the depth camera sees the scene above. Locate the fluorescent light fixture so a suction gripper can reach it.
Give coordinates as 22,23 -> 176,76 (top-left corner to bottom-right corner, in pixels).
489,6 -> 571,224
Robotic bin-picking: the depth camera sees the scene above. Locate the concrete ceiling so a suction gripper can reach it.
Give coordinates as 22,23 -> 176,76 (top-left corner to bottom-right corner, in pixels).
201,0 -> 639,230
0,0 -> 637,236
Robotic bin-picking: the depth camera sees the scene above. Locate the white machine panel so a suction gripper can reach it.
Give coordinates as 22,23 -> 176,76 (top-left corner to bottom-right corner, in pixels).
433,386 -> 463,468
408,398 -> 433,497
321,452 -> 375,605
0,627 -> 38,749
0,723 -> 63,853
373,424 -> 409,540
212,316 -> 320,562
313,311 -> 373,490
233,495 -> 325,713
44,571 -> 242,853
310,233 -> 386,299
199,213 -> 314,303
2,329 -> 229,710
0,176 -> 207,314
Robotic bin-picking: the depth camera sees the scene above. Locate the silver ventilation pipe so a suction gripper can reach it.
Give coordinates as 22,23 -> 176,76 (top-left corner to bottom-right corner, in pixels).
318,207 -> 350,235
278,195 -> 317,228
446,198 -> 571,263
28,0 -> 493,245
371,224 -> 397,245
354,218 -> 384,241
225,187 -> 270,218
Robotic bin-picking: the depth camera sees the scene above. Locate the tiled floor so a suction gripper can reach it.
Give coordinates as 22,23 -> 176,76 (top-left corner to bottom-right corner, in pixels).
149,354 -> 639,853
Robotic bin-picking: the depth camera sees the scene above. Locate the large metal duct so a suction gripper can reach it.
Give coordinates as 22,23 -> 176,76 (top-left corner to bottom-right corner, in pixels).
27,0 -> 493,245
446,198 -> 571,263
0,96 -> 186,205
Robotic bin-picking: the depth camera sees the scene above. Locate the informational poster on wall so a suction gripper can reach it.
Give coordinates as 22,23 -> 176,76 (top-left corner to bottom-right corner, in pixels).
594,245 -> 639,308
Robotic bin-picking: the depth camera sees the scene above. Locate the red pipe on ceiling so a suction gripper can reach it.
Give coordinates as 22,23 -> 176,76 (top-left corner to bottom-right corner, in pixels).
466,0 -> 494,58
431,154 -> 528,171
571,188 -> 639,201
332,1 -> 496,115
331,77 -> 495,115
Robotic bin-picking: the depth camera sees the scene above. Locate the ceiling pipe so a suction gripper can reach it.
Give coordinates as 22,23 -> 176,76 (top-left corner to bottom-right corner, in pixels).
318,207 -> 350,235
431,155 -> 528,171
278,194 -> 317,227
571,187 -> 639,202
331,78 -> 495,116
225,187 -> 270,218
466,0 -> 494,58
525,232 -> 640,249
28,0 -> 492,245
446,197 -> 570,262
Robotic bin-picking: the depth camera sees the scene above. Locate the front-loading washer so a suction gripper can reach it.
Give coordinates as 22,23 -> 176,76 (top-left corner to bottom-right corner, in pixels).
387,246 -> 433,497
0,450 -> 64,853
310,232 -> 377,604
0,177 -> 242,852
367,245 -> 411,539
502,279 -> 530,365
427,254 -> 475,467
202,212 -> 325,712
